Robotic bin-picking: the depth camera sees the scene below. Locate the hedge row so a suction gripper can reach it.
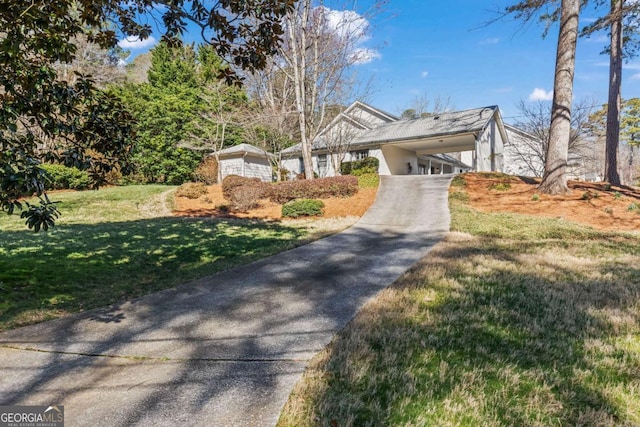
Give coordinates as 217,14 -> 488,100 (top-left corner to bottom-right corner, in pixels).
221,175 -> 359,211
268,175 -> 358,204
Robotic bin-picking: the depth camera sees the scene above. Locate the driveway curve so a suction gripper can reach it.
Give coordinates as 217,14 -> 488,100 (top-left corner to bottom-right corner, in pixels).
0,175 -> 453,426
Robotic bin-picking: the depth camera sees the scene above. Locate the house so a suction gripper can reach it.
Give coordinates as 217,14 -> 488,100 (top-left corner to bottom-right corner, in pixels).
281,101 -> 508,178
214,143 -> 273,182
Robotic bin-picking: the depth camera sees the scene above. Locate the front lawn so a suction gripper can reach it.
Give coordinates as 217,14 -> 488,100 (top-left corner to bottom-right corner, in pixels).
0,186 -> 309,331
278,178 -> 640,426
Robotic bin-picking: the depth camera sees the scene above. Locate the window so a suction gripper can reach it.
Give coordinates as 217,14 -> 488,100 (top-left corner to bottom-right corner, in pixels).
318,154 -> 328,168
351,150 -> 369,161
299,157 -> 305,173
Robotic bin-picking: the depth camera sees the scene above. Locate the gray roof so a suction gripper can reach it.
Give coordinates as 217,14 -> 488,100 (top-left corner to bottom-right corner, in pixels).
215,143 -> 272,157
283,106 -> 498,155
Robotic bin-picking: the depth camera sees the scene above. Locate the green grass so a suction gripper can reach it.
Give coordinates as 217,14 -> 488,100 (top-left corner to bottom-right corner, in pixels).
278,180 -> 640,426
0,186 -> 309,331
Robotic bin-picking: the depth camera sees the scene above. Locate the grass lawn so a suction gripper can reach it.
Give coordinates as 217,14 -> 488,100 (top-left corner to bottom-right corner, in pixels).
278,177 -> 640,426
0,185 -> 312,331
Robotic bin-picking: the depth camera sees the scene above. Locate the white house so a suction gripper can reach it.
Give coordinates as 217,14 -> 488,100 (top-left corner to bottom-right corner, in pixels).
281,101 -> 508,178
215,143 -> 273,182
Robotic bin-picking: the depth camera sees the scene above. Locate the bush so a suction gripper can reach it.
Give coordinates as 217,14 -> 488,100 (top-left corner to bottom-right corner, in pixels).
357,173 -> 379,188
175,182 -> 208,199
222,175 -> 270,211
282,199 -> 325,218
270,176 -> 358,204
41,164 -> 91,190
340,157 -> 379,175
194,157 -> 219,185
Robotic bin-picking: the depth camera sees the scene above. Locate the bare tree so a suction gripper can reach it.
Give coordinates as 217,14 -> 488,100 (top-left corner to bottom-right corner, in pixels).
277,0 -> 385,179
400,93 -> 456,119
510,98 -> 598,177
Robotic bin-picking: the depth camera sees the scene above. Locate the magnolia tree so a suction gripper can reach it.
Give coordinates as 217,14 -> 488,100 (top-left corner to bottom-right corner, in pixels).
0,0 -> 294,230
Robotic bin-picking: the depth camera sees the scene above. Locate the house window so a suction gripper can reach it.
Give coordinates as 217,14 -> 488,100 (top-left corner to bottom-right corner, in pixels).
351,150 -> 369,161
317,154 -> 328,174
299,157 -> 305,174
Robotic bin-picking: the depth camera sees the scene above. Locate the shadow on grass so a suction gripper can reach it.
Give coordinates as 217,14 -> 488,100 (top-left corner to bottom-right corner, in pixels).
286,232 -> 640,426
0,222 -> 447,426
0,217 -> 305,331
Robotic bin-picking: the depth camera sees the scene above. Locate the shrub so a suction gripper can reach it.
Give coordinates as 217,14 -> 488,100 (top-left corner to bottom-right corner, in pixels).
222,175 -> 270,211
489,182 -> 511,191
41,164 -> 91,190
194,157 -> 219,185
270,176 -> 358,204
175,182 -> 208,199
282,199 -> 325,218
357,173 -> 380,188
340,157 -> 379,175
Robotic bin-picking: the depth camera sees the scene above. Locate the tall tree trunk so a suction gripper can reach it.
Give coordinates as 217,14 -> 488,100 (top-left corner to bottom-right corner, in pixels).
539,0 -> 580,195
605,0 -> 622,185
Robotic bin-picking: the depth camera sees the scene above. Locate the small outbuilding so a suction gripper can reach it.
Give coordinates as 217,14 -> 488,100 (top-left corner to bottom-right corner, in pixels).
214,143 -> 273,182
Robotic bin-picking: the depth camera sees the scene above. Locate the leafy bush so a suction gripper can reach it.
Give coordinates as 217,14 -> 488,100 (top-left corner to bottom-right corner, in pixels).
282,199 -> 325,218
270,176 -> 358,204
340,157 -> 379,175
41,164 -> 91,190
194,157 -> 219,185
175,182 -> 208,199
357,173 -> 380,188
222,175 -> 269,211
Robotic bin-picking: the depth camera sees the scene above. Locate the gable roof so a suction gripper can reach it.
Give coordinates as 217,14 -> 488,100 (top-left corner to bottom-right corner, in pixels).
215,143 -> 272,158
283,105 -> 500,155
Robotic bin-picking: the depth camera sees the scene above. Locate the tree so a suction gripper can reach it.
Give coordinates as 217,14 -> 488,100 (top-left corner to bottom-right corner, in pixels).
400,93 -> 455,120
113,43 -> 245,184
276,0 -> 384,179
511,98 -> 598,177
0,0 -> 293,230
504,0 -> 580,194
581,0 -> 640,185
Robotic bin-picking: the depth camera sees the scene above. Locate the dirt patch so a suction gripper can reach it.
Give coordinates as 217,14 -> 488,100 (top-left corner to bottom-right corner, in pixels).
458,173 -> 640,232
173,184 -> 378,220
173,174 -> 640,232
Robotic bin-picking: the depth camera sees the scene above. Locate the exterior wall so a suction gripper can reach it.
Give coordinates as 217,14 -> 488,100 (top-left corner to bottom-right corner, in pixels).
476,117 -> 504,172
348,106 -> 392,127
219,154 -> 272,182
380,145 -> 417,175
503,129 -> 544,177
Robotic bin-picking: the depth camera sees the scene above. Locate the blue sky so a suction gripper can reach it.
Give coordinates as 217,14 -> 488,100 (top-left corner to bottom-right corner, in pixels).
355,0 -> 640,121
119,0 -> 640,123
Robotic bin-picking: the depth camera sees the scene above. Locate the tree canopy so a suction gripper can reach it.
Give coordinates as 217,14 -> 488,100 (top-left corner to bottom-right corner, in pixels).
0,0 -> 293,230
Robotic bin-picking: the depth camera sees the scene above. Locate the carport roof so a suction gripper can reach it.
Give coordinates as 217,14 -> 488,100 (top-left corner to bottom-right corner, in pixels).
283,105 -> 499,154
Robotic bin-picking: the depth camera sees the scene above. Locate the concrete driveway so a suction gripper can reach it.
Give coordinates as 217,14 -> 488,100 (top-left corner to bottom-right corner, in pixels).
0,175 -> 453,426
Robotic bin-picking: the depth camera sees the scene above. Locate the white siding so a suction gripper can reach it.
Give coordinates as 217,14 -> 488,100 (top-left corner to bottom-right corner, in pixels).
219,154 -> 272,182
476,117 -> 504,172
380,145 -> 417,175
219,157 -> 244,179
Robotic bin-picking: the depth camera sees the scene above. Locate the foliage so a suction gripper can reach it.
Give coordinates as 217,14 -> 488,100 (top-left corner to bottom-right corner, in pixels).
175,182 -> 208,199
0,0 -> 293,230
489,182 -> 512,191
282,199 -> 325,218
221,175 -> 270,211
340,157 -> 380,175
40,164 -> 91,191
194,157 -> 219,185
20,195 -> 60,233
357,173 -> 380,189
270,176 -> 359,204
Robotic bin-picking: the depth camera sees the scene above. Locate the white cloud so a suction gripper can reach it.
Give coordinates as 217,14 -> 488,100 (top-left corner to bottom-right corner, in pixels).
118,36 -> 157,50
350,48 -> 381,64
480,37 -> 500,45
529,88 -> 553,101
320,7 -> 380,65
421,71 -> 429,78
